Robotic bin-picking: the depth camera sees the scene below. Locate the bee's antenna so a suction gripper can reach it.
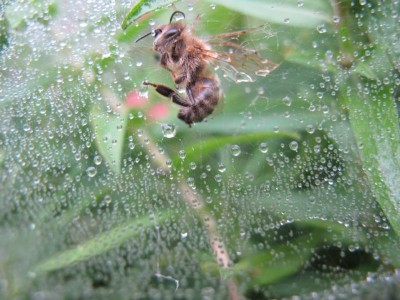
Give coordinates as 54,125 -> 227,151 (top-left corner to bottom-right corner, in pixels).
135,31 -> 153,43
169,11 -> 185,23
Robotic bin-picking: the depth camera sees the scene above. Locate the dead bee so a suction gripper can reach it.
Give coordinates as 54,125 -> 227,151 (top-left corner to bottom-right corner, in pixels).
136,11 -> 277,127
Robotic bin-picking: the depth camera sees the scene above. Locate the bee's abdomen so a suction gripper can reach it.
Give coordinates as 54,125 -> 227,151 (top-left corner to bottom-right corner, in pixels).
178,77 -> 220,125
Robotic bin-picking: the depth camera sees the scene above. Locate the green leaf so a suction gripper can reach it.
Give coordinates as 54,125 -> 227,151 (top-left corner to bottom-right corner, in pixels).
332,0 -> 400,238
186,112 -> 324,134
91,106 -> 127,175
235,235 -> 315,284
31,211 -> 171,274
121,0 -> 181,30
206,0 -> 332,28
343,82 -> 400,237
173,131 -> 300,166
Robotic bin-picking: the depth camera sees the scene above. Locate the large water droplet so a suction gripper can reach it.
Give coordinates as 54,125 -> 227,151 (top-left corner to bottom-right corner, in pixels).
317,24 -> 327,33
86,166 -> 97,177
217,163 -> 226,173
259,142 -> 269,153
289,141 -> 299,152
214,174 -> 222,182
306,124 -> 315,134
93,155 -> 102,165
161,123 -> 177,138
230,145 -> 241,157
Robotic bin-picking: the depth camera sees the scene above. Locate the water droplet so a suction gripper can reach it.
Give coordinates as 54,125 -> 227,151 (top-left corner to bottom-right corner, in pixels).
181,232 -> 188,238
214,174 -> 222,182
259,142 -> 269,153
86,166 -> 97,177
284,18 -> 290,24
136,61 -> 143,67
217,163 -> 226,173
230,145 -> 241,157
166,159 -> 172,168
161,123 -> 177,138
94,155 -> 102,165
210,3 -> 216,9
289,141 -> 298,152
189,162 -> 197,170
317,24 -> 327,33
333,16 -> 341,24
23,124 -> 31,132
306,124 -> 315,134
297,0 -> 304,7
282,96 -> 292,106
178,150 -> 186,160
187,177 -> 195,187
139,84 -> 149,97
104,195 -> 112,204
75,152 -> 82,161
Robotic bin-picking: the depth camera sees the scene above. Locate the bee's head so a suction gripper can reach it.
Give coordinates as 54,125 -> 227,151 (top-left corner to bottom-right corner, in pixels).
136,11 -> 186,49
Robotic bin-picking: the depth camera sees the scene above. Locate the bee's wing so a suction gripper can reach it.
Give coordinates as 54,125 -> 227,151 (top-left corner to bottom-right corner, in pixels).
203,50 -> 278,83
201,24 -> 279,82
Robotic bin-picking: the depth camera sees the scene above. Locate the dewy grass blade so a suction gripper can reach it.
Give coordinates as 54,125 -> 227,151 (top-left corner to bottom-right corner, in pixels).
91,105 -> 127,175
31,211 -> 171,274
344,84 -> 400,237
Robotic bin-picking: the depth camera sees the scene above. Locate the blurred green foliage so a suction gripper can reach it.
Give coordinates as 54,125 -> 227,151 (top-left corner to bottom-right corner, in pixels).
0,0 -> 399,299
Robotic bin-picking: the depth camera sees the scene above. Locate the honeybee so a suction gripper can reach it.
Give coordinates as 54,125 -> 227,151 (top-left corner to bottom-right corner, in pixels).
136,11 -> 278,127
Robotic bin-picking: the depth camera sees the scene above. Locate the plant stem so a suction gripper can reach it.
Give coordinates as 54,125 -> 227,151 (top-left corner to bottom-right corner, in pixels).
138,130 -> 240,299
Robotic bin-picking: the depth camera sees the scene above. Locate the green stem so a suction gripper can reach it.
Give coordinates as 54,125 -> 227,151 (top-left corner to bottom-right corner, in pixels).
137,131 -> 241,300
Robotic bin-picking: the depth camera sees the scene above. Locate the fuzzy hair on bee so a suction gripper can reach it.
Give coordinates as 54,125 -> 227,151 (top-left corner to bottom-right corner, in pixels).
136,11 -> 277,127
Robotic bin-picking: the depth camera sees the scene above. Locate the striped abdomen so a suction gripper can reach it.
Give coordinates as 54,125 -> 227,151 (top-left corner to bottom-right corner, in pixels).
177,76 -> 221,126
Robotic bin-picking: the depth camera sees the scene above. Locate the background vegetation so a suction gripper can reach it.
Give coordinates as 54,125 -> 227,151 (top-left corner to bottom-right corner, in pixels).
1,0 -> 399,299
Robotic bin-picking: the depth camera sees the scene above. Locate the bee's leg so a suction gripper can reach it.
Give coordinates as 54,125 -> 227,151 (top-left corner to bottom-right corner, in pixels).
144,82 -> 190,107
186,86 -> 196,105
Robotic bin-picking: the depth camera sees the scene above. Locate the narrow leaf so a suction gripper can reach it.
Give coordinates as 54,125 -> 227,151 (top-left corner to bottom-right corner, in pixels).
121,0 -> 181,30
91,106 -> 127,175
174,131 -> 300,165
31,212 -> 170,274
344,82 -> 400,237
